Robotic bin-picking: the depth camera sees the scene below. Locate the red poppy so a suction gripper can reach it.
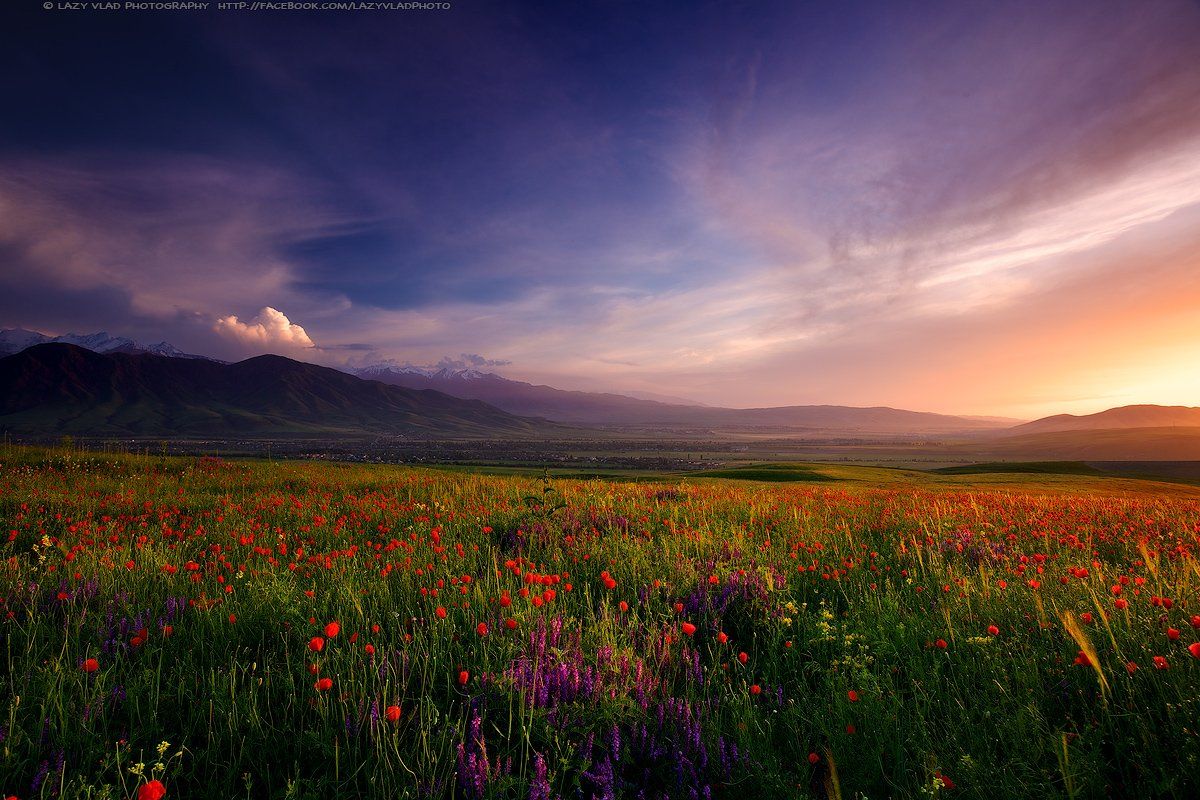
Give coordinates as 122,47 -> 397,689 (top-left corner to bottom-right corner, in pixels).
309,636 -> 325,652
385,705 -> 402,723
1153,656 -> 1168,670
847,690 -> 859,702
750,684 -> 761,695
807,752 -> 820,764
324,622 -> 340,638
315,677 -> 333,691
435,606 -> 447,619
458,670 -> 469,685
737,651 -> 748,664
1126,661 -> 1138,675
476,622 -> 489,636
716,631 -> 729,644
1189,642 -> 1200,659
138,780 -> 167,800
681,622 -> 696,636
364,644 -> 375,656
82,658 -> 99,673
1167,628 -> 1180,641
935,638 -> 947,649
618,601 -> 629,612
505,618 -> 518,630
986,625 -> 999,636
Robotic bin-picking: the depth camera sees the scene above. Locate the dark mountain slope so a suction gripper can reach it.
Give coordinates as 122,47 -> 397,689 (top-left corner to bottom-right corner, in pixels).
0,344 -> 554,437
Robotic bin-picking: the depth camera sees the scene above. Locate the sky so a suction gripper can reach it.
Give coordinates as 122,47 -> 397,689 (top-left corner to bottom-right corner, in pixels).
2,0 -> 1199,418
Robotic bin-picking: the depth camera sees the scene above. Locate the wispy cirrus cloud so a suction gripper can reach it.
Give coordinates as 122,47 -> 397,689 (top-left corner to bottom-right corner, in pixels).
2,1 -> 1200,415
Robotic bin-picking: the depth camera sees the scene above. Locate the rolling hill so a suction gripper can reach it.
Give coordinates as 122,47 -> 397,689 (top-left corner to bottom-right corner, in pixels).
1008,405 -> 1200,435
0,344 -> 557,438
356,365 -> 1018,435
968,405 -> 1200,459
965,426 -> 1200,461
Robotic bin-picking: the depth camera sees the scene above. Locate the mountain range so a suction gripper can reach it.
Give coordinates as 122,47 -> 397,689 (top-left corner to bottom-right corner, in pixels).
2,327 -> 1198,456
0,344 -> 551,437
354,364 -> 1016,434
0,328 -> 215,361
3,328 -> 1016,435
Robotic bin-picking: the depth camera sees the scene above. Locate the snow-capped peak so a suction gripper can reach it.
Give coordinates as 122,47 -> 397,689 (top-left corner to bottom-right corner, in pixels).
56,332 -> 137,352
142,341 -> 189,358
0,327 -> 215,361
355,362 -> 496,381
0,328 -> 51,354
356,364 -> 435,378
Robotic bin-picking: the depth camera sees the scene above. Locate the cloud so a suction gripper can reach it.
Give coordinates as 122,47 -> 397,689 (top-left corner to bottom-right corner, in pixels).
316,342 -> 377,352
214,307 -> 315,349
6,2 -> 1200,414
436,353 -> 512,370
0,153 -> 369,360
336,349 -> 512,373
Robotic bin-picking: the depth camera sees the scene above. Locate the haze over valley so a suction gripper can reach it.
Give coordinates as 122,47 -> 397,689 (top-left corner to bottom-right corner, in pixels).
4,328 -> 1200,475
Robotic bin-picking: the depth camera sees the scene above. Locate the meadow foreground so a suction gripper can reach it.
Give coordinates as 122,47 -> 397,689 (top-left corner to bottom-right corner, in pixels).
2,448 -> 1199,799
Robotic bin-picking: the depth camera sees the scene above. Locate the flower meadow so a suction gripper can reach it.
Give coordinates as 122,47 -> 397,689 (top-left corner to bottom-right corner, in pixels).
2,448 -> 1200,799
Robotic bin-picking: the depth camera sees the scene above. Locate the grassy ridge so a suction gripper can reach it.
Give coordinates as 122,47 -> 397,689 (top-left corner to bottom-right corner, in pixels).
1,447 -> 1200,798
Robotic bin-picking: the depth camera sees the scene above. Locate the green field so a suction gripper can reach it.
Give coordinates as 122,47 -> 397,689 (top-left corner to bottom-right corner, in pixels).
2,446 -> 1199,799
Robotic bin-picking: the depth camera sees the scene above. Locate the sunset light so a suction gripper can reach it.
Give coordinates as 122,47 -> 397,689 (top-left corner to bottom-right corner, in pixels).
4,3 -> 1200,798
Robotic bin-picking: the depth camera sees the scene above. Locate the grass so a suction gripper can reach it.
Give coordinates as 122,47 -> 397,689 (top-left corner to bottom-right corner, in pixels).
687,463 -> 844,482
931,461 -> 1111,477
1,445 -> 1199,799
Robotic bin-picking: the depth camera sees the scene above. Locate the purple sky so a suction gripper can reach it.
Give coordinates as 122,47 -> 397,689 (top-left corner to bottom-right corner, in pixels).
2,0 -> 1199,416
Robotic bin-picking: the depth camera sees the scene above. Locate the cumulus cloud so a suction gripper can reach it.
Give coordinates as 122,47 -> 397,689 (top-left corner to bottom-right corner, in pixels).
214,307 -> 315,349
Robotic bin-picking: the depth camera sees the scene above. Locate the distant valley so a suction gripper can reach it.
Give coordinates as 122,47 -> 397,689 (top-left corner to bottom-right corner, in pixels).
3,327 -> 1200,461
